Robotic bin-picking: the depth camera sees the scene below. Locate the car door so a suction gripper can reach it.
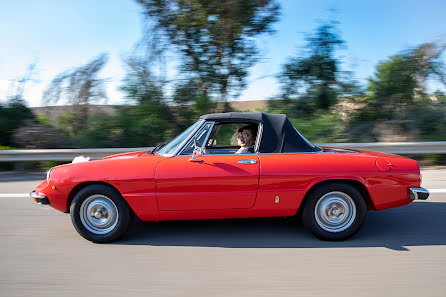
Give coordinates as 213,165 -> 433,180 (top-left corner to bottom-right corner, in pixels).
155,122 -> 260,211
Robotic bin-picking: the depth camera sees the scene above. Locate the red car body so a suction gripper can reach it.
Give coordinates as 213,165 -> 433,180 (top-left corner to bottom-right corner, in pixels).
31,112 -> 428,242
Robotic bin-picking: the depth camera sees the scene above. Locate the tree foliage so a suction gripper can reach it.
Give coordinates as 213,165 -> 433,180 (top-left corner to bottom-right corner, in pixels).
118,56 -> 175,146
137,0 -> 280,104
0,64 -> 36,146
43,54 -> 109,106
367,42 -> 445,113
0,97 -> 34,146
278,21 -> 348,112
349,42 -> 446,141
42,54 -> 109,136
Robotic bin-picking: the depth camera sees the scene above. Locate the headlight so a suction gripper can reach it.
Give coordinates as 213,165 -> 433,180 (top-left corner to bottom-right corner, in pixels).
47,168 -> 53,183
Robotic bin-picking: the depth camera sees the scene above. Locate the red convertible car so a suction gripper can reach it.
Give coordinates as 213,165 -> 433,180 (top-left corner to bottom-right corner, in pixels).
31,112 -> 429,242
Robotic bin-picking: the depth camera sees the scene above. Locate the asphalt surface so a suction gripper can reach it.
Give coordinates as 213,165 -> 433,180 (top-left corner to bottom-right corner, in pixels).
0,168 -> 445,297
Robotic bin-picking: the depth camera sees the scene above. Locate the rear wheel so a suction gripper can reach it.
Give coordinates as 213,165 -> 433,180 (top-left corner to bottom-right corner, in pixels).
70,184 -> 130,243
302,183 -> 367,241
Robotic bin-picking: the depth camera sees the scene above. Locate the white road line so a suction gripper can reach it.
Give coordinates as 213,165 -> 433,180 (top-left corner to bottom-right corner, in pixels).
428,189 -> 446,193
0,189 -> 443,197
0,193 -> 30,198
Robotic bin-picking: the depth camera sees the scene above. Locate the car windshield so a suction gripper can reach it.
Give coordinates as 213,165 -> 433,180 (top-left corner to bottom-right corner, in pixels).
155,120 -> 203,155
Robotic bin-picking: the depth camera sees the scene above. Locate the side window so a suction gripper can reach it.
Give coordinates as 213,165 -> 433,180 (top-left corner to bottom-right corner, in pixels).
205,122 -> 259,155
207,123 -> 242,147
180,122 -> 213,155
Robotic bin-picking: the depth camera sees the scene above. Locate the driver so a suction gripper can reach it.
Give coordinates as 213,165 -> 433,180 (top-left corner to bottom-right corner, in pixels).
235,124 -> 257,154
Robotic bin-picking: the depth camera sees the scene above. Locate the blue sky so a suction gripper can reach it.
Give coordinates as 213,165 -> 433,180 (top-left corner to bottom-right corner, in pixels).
0,0 -> 445,107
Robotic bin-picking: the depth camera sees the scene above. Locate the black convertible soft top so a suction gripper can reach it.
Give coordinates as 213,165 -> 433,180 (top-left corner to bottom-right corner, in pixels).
200,112 -> 320,153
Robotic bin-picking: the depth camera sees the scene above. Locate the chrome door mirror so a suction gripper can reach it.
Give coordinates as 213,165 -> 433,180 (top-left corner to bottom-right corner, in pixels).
189,147 -> 202,162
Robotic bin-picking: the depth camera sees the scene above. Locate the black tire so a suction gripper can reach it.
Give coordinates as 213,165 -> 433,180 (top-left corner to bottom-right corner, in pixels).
302,183 -> 367,241
70,184 -> 130,243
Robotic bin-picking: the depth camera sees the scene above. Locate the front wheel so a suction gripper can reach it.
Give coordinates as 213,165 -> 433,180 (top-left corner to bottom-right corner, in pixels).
302,183 -> 367,241
70,184 -> 130,243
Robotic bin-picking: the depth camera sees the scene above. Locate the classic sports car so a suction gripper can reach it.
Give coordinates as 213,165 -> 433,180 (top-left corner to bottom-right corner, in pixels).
31,112 -> 429,242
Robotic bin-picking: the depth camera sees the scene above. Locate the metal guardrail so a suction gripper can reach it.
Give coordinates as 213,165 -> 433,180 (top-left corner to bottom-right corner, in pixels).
1,142 -> 446,162
0,147 -> 151,162
318,142 -> 446,155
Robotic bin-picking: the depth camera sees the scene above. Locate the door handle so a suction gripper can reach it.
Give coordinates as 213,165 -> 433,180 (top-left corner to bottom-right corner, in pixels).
238,159 -> 257,165
189,157 -> 202,162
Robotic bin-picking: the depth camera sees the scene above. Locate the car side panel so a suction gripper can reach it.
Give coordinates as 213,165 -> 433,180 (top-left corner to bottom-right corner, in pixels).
155,155 -> 260,211
157,151 -> 420,221
256,152 -> 420,212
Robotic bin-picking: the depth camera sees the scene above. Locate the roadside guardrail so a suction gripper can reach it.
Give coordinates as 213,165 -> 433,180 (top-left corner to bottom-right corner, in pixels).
0,148 -> 150,162
1,142 -> 446,162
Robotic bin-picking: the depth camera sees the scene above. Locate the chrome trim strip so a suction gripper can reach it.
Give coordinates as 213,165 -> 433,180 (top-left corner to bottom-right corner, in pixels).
173,151 -> 322,157
30,191 -> 46,199
159,120 -> 205,157
46,167 -> 52,183
254,123 -> 263,153
177,121 -> 215,156
199,121 -> 215,152
238,159 -> 257,164
30,191 -> 50,205
409,187 -> 429,200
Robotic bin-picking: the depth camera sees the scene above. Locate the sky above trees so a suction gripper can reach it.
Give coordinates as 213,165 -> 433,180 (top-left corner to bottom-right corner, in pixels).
0,0 -> 445,107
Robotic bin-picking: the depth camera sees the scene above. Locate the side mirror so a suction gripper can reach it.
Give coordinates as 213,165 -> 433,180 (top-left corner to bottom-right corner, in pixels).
189,147 -> 202,162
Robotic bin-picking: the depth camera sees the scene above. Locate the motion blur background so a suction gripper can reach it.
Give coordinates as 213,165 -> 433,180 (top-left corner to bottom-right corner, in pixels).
1,0 -> 445,166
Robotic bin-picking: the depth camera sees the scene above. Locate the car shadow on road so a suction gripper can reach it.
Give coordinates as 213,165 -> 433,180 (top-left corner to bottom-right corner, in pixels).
116,201 -> 446,251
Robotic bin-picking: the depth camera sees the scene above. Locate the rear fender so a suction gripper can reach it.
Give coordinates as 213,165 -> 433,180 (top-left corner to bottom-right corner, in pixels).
301,177 -> 375,212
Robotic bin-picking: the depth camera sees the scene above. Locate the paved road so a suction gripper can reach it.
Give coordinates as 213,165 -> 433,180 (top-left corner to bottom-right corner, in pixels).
0,169 -> 445,296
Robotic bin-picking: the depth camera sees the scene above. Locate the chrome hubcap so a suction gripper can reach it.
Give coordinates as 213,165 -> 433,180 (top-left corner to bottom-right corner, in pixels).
315,191 -> 356,232
80,195 -> 119,235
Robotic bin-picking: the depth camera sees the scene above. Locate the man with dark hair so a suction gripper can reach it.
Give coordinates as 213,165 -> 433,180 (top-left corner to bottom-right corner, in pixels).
235,124 -> 257,154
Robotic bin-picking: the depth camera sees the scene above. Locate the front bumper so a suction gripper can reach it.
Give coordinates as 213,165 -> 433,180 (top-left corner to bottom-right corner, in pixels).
30,191 -> 50,205
409,187 -> 429,200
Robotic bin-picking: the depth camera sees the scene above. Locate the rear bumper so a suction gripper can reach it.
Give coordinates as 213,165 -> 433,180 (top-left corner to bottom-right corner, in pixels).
409,187 -> 429,200
30,191 -> 50,205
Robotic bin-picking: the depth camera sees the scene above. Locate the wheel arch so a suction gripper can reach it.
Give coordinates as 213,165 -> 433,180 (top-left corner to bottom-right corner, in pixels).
298,179 -> 376,215
65,181 -> 131,214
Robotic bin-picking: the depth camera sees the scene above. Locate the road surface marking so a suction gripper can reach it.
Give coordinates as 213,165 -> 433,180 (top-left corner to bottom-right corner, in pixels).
429,189 -> 446,193
0,193 -> 30,198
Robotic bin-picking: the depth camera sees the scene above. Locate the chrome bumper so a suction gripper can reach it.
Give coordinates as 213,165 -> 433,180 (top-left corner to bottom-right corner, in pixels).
409,187 -> 429,200
30,191 -> 50,205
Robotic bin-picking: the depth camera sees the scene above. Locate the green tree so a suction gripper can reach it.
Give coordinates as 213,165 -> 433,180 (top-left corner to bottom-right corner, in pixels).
137,0 -> 280,106
0,97 -> 34,146
349,42 -> 446,141
0,63 -> 36,146
119,57 -> 174,146
277,21 -> 347,112
170,78 -> 217,130
42,54 -> 109,136
366,42 -> 445,117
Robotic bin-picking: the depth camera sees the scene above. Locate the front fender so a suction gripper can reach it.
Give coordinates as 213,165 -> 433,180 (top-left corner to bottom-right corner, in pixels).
43,154 -> 165,220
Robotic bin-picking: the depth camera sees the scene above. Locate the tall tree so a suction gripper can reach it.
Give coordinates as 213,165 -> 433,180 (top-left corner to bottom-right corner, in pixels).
42,54 -> 109,135
349,42 -> 446,141
137,0 -> 280,107
0,98 -> 34,146
368,42 -> 445,111
0,63 -> 36,146
119,54 -> 175,146
278,21 -> 346,111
